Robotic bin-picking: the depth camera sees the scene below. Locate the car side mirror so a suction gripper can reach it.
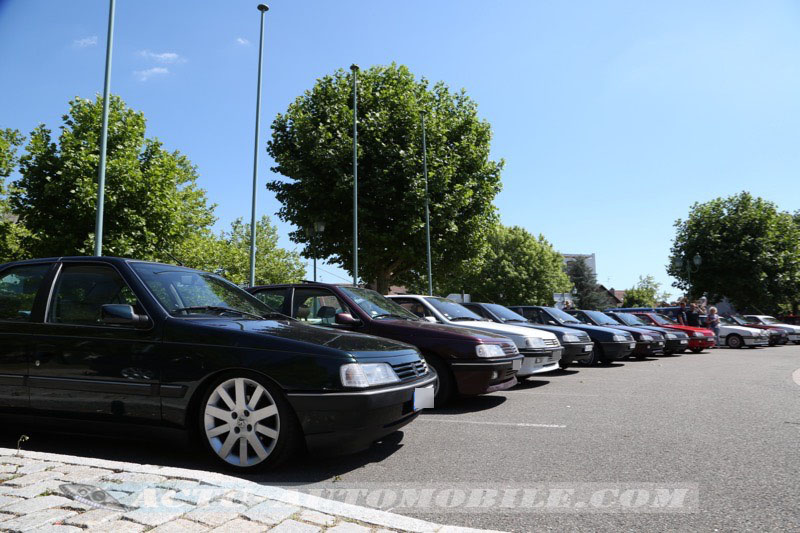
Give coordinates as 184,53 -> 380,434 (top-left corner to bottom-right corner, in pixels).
422,316 -> 437,323
101,304 -> 149,328
335,312 -> 361,326
548,320 -> 557,326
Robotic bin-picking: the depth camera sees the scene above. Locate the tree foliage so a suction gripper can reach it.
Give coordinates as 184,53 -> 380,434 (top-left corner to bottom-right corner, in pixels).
437,225 -> 571,305
11,95 -> 216,260
176,215 -> 306,286
622,275 -> 661,308
0,128 -> 27,263
267,63 -> 503,293
668,192 -> 800,313
565,256 -> 613,310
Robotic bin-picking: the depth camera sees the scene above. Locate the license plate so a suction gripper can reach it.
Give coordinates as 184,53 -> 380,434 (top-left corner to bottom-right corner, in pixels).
680,340 -> 688,344
413,386 -> 434,410
657,342 -> 664,346
583,345 -> 593,352
629,342 -> 636,349
535,357 -> 543,364
512,359 -> 522,371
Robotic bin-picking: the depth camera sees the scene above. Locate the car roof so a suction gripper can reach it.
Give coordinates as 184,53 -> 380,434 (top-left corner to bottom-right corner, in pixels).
0,256 -> 197,271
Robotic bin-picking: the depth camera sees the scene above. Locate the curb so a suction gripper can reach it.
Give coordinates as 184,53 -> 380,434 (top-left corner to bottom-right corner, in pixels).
0,448 -> 503,533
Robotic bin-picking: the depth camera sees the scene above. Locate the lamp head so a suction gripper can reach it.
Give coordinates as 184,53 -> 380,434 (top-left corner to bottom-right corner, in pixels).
257,4 -> 269,12
350,64 -> 360,72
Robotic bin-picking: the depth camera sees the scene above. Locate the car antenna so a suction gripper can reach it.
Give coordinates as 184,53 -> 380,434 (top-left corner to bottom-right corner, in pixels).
163,250 -> 184,266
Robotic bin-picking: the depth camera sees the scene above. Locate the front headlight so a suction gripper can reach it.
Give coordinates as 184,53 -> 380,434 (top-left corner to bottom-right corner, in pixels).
562,334 -> 580,343
665,333 -> 676,340
525,337 -> 546,349
340,363 -> 400,388
692,331 -> 704,337
475,344 -> 505,358
760,330 -> 769,337
640,334 -> 653,341
612,334 -> 627,342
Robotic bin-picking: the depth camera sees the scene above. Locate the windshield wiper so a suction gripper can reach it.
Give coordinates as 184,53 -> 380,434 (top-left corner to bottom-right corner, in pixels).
372,313 -> 414,320
173,306 -> 264,320
450,316 -> 477,322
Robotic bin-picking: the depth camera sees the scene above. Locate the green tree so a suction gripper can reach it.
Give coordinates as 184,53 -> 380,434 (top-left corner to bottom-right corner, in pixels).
622,275 -> 661,307
437,225 -> 571,305
566,256 -> 613,310
668,192 -> 800,312
12,95 -> 216,260
0,128 -> 28,262
177,215 -> 306,286
267,63 -> 502,293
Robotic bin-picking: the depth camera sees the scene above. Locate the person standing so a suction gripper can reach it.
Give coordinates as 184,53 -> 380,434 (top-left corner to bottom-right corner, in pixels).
687,303 -> 700,327
677,301 -> 688,325
707,306 -> 721,347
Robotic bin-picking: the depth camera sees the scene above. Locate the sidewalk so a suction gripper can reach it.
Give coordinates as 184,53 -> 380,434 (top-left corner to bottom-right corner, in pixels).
0,448 -> 501,533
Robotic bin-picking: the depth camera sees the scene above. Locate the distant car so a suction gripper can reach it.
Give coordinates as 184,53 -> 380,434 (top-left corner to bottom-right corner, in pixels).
566,309 -> 666,358
508,306 -> 635,365
604,311 -> 690,355
698,315 -> 770,349
727,316 -> 789,345
743,315 -> 800,344
247,283 -> 523,406
0,257 -> 437,472
461,302 -> 594,369
625,312 -> 716,353
388,295 -> 563,378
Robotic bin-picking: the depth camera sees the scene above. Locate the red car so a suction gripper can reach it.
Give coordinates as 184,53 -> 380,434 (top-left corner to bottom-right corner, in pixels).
632,312 -> 716,353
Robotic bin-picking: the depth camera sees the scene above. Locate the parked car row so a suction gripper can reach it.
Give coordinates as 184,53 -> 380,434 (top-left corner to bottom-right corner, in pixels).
0,257 -> 785,474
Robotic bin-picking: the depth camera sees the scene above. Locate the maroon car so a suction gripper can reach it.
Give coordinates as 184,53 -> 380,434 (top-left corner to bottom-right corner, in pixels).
247,283 -> 523,405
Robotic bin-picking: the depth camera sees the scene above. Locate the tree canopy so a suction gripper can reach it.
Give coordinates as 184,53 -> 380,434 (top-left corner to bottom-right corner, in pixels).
438,224 -> 571,305
622,275 -> 662,308
668,192 -> 800,313
12,95 -> 216,260
267,63 -> 503,293
566,256 -> 613,310
0,128 -> 26,263
176,215 -> 306,286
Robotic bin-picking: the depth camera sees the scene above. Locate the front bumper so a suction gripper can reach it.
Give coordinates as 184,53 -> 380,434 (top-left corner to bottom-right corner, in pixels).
688,336 -> 716,349
287,373 -> 437,455
788,334 -> 800,342
664,338 -> 689,353
561,341 -> 594,363
449,354 -> 524,396
743,336 -> 769,347
599,340 -> 635,360
518,348 -> 563,376
633,339 -> 665,356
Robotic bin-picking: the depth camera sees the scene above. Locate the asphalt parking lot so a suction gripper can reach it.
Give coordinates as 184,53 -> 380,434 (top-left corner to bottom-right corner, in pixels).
5,345 -> 799,532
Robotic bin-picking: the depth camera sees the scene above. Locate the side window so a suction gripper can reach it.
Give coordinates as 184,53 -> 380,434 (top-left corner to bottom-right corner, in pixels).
253,289 -> 286,312
293,289 -> 352,326
392,298 -> 431,319
463,304 -> 488,319
0,264 -> 51,321
49,264 -> 141,326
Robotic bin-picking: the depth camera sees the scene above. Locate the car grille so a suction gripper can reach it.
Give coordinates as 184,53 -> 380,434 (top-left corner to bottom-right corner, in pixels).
501,343 -> 520,357
391,360 -> 428,381
544,338 -> 559,347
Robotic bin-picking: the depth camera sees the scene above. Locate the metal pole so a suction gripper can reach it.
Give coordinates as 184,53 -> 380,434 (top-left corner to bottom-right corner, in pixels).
249,4 -> 269,287
313,258 -> 317,282
421,111 -> 433,296
350,64 -> 359,286
93,0 -> 116,257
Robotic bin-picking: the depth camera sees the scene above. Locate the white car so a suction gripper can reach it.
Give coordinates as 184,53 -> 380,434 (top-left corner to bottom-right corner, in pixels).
743,315 -> 800,344
388,295 -> 563,376
704,316 -> 770,348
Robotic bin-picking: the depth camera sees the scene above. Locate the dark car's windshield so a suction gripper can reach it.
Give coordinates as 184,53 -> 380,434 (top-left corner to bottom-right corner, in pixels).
426,297 -> 483,321
484,303 -> 528,323
132,263 -> 278,319
653,313 -> 677,325
582,310 -> 620,326
612,312 -> 647,327
339,287 -> 418,320
545,307 -> 582,325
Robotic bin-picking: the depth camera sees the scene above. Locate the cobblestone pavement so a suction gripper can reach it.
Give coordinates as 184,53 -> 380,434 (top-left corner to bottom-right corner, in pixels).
0,449 -> 500,533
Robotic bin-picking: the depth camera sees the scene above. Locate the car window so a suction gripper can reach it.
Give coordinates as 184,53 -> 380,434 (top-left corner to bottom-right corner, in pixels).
49,264 -> 141,326
0,264 -> 51,321
293,288 -> 353,326
392,298 -> 433,319
252,289 -> 286,312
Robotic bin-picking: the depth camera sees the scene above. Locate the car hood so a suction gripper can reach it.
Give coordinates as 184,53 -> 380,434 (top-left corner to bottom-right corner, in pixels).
659,324 -> 714,335
166,317 -> 418,357
721,325 -> 765,336
368,317 -> 512,343
590,324 -> 656,338
502,322 -> 588,338
552,322 -> 633,338
441,320 -> 558,345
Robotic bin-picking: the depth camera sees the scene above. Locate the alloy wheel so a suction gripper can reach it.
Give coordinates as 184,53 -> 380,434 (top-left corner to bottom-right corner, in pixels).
203,377 -> 280,468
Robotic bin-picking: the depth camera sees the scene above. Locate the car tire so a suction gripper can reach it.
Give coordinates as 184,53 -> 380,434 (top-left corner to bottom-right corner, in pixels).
558,360 -> 570,370
198,371 -> 300,472
689,347 -> 704,353
596,342 -> 615,365
579,344 -> 600,366
727,334 -> 743,349
425,355 -> 454,406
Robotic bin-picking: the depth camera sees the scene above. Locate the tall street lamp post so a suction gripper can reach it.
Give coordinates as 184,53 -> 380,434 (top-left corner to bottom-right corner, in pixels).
249,3 -> 269,287
675,253 -> 702,297
93,0 -> 116,257
306,221 -> 325,282
350,64 -> 359,286
421,111 -> 433,296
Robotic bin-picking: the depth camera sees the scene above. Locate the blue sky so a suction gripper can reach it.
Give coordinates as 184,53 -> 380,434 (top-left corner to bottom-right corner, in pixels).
2,0 -> 799,295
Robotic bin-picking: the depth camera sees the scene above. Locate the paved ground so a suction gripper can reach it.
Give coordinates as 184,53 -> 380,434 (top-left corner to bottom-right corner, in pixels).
3,345 -> 799,531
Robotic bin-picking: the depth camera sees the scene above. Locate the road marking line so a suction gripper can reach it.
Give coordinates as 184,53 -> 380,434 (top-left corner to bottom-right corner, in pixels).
793,368 -> 800,386
420,417 -> 566,428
